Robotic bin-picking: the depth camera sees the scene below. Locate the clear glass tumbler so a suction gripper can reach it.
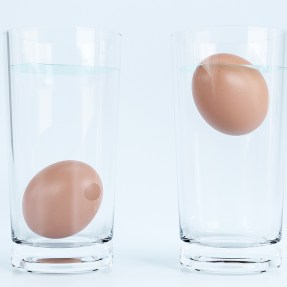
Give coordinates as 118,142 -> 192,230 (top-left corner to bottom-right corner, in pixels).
172,26 -> 286,274
4,27 -> 121,273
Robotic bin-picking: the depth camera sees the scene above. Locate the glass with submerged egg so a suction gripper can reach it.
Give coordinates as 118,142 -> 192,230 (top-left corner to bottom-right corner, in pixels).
172,26 -> 286,274
4,27 -> 121,273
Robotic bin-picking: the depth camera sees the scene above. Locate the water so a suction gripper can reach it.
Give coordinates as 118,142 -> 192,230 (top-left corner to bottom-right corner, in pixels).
179,64 -> 286,74
176,63 -> 285,242
10,63 -> 119,245
11,63 -> 119,75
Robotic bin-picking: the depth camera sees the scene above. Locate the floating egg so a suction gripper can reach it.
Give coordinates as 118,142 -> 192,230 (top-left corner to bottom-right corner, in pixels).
192,53 -> 269,135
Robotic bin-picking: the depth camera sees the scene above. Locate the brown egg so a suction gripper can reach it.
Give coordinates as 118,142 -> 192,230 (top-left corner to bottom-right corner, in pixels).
23,160 -> 103,239
192,53 -> 269,135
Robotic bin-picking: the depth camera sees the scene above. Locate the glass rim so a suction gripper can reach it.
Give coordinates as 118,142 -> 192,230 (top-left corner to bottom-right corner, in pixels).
171,25 -> 286,38
4,25 -> 122,39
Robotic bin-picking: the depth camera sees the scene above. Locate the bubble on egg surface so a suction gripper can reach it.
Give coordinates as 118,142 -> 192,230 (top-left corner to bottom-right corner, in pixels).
22,160 -> 103,239
192,53 -> 269,135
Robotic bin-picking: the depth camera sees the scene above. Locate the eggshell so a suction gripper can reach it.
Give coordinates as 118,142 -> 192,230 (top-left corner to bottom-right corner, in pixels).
192,53 -> 269,135
22,160 -> 103,239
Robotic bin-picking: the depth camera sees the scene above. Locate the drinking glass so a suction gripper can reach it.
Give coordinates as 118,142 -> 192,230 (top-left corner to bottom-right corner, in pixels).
4,27 -> 121,273
172,26 -> 286,274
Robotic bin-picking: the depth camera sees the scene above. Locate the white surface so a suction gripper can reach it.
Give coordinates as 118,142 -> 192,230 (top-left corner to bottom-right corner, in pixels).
1,0 -> 287,286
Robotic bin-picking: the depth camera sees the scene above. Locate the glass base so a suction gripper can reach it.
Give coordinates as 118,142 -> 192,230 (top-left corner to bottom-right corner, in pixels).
180,241 -> 281,274
11,241 -> 113,274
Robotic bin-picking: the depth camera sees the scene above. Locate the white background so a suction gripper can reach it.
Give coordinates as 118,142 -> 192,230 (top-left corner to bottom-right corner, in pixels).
1,0 -> 287,286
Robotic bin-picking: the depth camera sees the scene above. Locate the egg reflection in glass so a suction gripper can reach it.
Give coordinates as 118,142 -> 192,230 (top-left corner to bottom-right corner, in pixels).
192,53 -> 269,136
22,160 -> 103,239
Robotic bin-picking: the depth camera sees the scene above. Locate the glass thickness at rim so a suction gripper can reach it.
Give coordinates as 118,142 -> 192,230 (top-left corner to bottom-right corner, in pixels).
171,25 -> 285,37
5,26 -> 122,38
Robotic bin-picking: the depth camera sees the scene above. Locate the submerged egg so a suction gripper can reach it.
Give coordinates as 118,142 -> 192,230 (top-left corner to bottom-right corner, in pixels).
23,160 -> 103,239
192,53 -> 269,135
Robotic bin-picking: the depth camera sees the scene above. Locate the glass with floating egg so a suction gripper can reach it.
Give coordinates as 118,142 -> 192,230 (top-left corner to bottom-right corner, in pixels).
4,27 -> 121,273
172,26 -> 286,274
